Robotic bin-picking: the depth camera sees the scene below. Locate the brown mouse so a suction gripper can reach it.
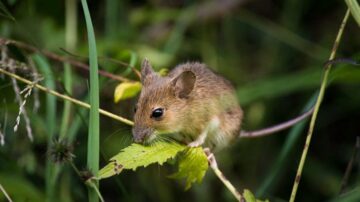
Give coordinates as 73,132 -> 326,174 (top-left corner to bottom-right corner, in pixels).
133,59 -> 314,150
132,59 -> 243,150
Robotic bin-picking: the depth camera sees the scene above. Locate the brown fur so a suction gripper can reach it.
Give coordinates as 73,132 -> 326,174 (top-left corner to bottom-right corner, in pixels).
133,59 -> 243,150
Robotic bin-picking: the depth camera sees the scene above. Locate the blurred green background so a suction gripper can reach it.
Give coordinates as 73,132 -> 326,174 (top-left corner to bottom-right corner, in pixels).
1,0 -> 360,201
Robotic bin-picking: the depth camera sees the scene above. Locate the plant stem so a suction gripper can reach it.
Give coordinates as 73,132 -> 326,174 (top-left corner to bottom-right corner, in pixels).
207,152 -> 242,201
0,67 -> 133,125
0,183 -> 12,202
289,9 -> 350,202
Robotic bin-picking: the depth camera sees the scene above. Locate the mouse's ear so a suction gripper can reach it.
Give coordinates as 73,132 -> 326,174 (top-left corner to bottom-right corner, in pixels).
141,58 -> 155,83
172,71 -> 196,99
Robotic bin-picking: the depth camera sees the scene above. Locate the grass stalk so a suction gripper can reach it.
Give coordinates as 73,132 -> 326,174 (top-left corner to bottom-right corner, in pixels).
289,9 -> 350,202
33,55 -> 57,202
60,0 -> 77,140
80,0 -> 100,201
0,183 -> 13,202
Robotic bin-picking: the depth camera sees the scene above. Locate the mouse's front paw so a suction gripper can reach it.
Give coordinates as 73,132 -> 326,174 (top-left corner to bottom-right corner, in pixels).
187,140 -> 204,147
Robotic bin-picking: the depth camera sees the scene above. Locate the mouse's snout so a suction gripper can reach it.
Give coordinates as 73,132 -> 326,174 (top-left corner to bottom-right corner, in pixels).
132,125 -> 154,143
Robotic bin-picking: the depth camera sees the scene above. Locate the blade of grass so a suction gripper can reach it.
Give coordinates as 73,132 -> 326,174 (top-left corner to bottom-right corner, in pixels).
32,54 -> 57,202
60,0 -> 77,140
289,9 -> 350,202
345,0 -> 360,26
105,0 -> 119,39
80,1 -> 100,202
57,1 -> 78,200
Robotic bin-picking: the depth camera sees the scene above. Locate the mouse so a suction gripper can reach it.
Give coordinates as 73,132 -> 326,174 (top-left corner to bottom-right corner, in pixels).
132,59 -> 314,150
132,59 -> 242,150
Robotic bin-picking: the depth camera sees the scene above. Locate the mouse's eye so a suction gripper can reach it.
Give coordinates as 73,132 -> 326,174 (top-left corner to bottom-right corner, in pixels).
151,108 -> 164,119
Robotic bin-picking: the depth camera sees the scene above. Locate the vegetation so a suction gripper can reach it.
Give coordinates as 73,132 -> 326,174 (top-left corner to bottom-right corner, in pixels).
0,0 -> 360,201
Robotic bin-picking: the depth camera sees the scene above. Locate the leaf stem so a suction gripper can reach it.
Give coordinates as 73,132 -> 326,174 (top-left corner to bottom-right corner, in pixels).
289,9 -> 350,202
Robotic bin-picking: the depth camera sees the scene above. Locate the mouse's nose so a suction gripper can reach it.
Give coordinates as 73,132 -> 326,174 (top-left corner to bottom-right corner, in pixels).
132,126 -> 153,144
133,135 -> 144,143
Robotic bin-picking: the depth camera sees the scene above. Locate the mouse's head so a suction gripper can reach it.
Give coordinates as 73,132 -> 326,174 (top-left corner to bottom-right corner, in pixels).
132,59 -> 196,144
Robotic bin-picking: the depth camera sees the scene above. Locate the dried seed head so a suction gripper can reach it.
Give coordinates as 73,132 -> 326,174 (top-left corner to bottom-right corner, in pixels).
49,138 -> 75,163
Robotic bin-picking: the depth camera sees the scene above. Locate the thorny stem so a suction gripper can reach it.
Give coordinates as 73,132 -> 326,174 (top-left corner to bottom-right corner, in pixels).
0,38 -> 132,82
289,9 -> 350,202
0,67 -> 134,126
206,151 -> 243,201
0,183 -> 12,202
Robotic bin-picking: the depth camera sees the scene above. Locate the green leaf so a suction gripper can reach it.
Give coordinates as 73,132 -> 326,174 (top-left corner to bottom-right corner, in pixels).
243,189 -> 270,202
243,189 -> 257,202
97,142 -> 186,180
169,147 -> 208,190
114,81 -> 142,103
158,68 -> 169,76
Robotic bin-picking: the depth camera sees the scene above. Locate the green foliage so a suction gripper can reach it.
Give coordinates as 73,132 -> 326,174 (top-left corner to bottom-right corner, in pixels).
97,142 -> 186,179
169,147 -> 208,190
0,173 -> 44,201
243,189 -> 269,202
98,142 -> 209,190
114,81 -> 142,103
158,68 -> 169,76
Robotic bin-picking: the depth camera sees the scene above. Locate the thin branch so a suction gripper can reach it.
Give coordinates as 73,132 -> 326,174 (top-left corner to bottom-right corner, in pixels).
0,38 -> 131,82
206,150 -> 243,201
289,9 -> 350,202
0,183 -> 12,202
0,67 -> 134,126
